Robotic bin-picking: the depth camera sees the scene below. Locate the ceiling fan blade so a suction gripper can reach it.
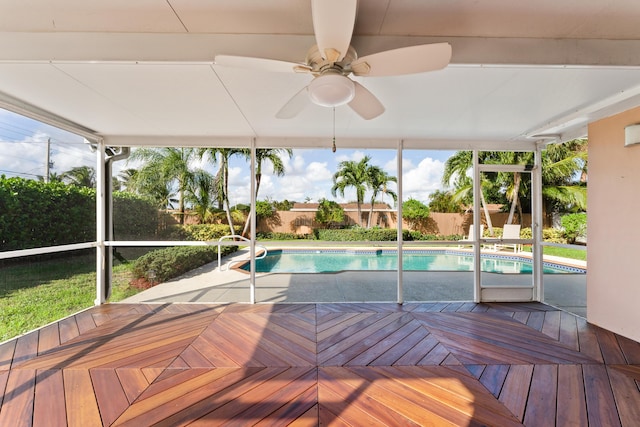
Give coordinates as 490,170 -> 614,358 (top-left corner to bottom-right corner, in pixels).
348,81 -> 384,120
351,43 -> 452,77
276,86 -> 311,119
215,55 -> 309,73
311,0 -> 357,62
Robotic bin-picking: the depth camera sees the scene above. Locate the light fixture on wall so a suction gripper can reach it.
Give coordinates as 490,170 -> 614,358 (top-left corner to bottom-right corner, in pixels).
624,124 -> 640,146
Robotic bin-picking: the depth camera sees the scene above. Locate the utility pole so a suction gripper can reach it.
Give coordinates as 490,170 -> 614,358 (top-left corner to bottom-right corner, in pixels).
45,138 -> 53,182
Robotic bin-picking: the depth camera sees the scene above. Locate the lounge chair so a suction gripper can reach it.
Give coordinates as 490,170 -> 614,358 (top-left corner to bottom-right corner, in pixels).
494,224 -> 522,252
458,224 -> 484,248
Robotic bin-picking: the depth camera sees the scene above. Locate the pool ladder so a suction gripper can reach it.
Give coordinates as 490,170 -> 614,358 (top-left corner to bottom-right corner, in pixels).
217,235 -> 267,271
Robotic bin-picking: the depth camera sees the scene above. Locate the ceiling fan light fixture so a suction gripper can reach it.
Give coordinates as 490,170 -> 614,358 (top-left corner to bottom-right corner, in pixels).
308,74 -> 355,107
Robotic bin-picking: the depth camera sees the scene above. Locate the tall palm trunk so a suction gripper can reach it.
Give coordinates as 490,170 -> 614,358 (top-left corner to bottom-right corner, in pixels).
221,158 -> 235,236
506,172 -> 521,225
480,190 -> 494,236
367,200 -> 374,229
241,172 -> 261,237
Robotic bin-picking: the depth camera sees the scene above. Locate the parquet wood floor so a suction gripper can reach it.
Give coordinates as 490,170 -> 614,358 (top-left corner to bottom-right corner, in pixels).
1,302 -> 639,426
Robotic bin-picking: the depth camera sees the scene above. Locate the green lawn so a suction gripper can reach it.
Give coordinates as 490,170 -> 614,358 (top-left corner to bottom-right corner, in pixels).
522,245 -> 587,262
0,255 -> 139,342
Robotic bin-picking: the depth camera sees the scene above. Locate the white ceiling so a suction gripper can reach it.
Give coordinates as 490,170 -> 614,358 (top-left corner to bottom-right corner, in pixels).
1,0 -> 640,150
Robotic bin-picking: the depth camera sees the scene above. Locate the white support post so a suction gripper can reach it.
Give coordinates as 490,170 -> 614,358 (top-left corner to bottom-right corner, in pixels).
95,139 -> 106,305
472,150 -> 481,303
533,144 -> 544,301
250,139 -> 256,304
396,140 -> 404,304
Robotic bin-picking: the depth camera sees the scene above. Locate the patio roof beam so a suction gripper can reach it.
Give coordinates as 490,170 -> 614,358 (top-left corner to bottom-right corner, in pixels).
4,33 -> 640,68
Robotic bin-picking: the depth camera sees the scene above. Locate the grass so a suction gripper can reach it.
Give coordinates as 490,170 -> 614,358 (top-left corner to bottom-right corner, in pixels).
0,254 -> 140,342
522,245 -> 587,262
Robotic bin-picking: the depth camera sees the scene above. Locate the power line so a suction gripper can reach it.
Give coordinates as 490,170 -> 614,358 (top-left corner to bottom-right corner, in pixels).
0,168 -> 42,178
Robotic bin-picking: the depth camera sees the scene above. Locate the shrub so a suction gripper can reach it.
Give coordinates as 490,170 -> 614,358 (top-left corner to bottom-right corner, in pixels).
519,227 -> 566,243
257,232 -> 315,240
408,231 -> 463,241
315,198 -> 345,228
0,177 -> 94,250
181,224 -> 242,241
315,227 -> 413,241
0,177 -> 161,250
132,245 -> 238,284
113,192 -> 160,239
561,213 -> 587,244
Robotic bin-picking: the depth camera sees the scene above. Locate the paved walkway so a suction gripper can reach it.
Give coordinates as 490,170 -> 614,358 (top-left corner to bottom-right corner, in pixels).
123,249 -> 587,317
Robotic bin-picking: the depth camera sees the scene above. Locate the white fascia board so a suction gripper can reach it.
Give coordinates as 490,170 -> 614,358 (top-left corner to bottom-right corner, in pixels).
0,90 -> 101,141
103,135 -> 539,151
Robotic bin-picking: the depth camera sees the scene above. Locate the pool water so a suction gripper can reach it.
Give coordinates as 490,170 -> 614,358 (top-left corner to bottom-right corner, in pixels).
241,250 -> 585,274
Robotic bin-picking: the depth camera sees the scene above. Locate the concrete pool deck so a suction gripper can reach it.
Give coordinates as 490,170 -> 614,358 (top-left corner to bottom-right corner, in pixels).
122,248 -> 587,317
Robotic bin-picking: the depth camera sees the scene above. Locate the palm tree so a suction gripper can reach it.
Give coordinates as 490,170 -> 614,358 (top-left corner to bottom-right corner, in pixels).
332,156 -> 371,227
61,166 -> 96,188
241,148 -> 293,236
541,139 -> 587,216
366,165 -> 397,228
442,151 -> 496,235
186,169 -> 216,223
443,141 -> 588,232
128,147 -> 198,224
117,168 -> 139,192
200,148 -> 250,235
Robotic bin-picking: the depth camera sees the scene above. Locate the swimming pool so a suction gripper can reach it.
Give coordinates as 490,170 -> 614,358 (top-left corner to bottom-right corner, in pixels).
239,249 -> 586,274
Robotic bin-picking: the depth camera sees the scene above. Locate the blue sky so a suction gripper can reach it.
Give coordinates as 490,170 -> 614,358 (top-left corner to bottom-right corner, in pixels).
0,108 -> 455,206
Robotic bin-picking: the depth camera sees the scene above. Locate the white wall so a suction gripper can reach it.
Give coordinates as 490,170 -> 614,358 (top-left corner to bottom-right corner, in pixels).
588,107 -> 640,342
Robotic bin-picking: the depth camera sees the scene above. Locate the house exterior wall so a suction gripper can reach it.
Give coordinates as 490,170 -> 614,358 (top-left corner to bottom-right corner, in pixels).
588,107 -> 640,342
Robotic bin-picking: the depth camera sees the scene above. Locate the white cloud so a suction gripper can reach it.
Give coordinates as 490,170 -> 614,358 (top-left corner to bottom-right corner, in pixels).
335,149 -> 366,163
306,161 -> 332,181
402,157 -> 446,203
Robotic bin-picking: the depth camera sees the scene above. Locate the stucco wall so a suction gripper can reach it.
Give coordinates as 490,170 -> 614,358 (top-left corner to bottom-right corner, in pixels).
258,211 -> 533,236
588,107 -> 640,342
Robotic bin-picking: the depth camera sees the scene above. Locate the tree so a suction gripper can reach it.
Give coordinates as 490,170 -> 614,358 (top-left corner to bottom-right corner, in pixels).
128,147 -> 199,224
442,151 -> 496,235
443,141 -> 588,233
61,166 -> 96,188
241,148 -> 293,236
315,198 -> 345,228
255,200 -> 276,219
332,156 -> 371,227
428,190 -> 464,213
273,199 -> 295,211
541,139 -> 587,216
402,198 -> 430,231
199,148 -> 250,235
186,169 -> 216,223
366,165 -> 397,228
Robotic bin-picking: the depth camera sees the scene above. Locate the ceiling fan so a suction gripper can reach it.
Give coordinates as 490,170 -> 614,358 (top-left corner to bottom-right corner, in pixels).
214,0 -> 452,120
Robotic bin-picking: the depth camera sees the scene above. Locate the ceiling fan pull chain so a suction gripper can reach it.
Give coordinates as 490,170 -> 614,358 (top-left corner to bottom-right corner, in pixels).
332,107 -> 337,152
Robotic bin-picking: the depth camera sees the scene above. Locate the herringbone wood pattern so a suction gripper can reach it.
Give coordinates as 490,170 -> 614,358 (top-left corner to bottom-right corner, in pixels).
1,302 -> 639,426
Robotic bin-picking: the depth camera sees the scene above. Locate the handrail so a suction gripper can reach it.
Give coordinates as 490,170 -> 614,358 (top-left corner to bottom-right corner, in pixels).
217,235 -> 267,271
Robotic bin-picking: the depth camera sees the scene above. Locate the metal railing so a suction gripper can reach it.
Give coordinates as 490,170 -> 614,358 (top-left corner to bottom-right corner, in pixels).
217,235 -> 267,271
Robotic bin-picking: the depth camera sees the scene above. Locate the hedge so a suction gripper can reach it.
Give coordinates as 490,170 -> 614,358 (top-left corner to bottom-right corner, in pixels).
0,176 -> 160,250
315,228 -> 413,241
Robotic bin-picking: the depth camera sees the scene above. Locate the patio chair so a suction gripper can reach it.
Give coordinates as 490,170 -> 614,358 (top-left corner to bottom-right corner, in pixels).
495,224 -> 522,252
458,224 -> 484,248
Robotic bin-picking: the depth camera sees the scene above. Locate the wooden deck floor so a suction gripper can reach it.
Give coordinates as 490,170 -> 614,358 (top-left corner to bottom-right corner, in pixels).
1,302 -> 639,426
